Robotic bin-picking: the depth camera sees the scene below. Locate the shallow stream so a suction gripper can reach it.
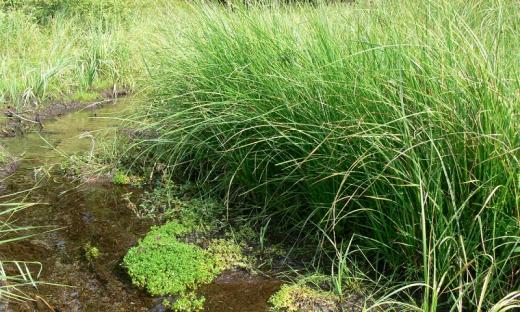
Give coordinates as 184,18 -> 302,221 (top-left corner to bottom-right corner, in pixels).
0,99 -> 280,311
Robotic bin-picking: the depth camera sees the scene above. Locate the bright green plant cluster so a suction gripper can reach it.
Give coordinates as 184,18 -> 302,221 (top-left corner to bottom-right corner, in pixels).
133,0 -> 520,310
112,171 -> 142,185
123,221 -> 218,296
112,171 -> 130,185
124,220 -> 250,310
0,0 -> 136,24
206,238 -> 249,271
171,292 -> 205,312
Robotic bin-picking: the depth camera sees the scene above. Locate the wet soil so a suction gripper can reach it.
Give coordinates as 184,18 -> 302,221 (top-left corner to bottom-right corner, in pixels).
0,98 -> 281,311
0,88 -> 128,137
201,271 -> 282,312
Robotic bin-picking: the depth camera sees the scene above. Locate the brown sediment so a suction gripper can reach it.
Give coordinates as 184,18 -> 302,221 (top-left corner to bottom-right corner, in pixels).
0,87 -> 129,137
201,270 -> 283,312
0,158 -> 18,194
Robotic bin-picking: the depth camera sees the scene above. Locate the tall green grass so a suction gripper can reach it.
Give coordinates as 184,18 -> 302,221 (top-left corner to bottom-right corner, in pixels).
0,1 -> 144,111
134,0 -> 519,310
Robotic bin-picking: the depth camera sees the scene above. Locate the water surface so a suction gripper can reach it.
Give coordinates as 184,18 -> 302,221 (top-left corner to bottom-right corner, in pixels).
0,100 -> 280,311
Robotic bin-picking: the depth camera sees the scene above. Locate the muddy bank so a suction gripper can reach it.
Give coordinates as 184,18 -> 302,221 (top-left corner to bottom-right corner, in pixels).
0,87 -> 128,137
201,270 -> 282,311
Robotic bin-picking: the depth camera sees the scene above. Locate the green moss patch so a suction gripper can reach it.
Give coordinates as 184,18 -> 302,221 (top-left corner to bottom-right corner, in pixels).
123,221 -> 218,296
124,221 -> 249,300
269,284 -> 340,312
207,238 -> 249,271
171,292 -> 205,312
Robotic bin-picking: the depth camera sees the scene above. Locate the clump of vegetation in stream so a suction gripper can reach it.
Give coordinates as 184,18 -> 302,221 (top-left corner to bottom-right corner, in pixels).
124,219 -> 249,310
269,283 -> 340,312
167,292 -> 205,312
112,171 -> 143,186
127,0 -> 520,310
83,241 -> 100,263
124,221 -> 216,296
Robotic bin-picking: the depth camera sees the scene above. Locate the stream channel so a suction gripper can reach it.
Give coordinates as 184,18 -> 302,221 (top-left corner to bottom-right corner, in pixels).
0,99 -> 281,311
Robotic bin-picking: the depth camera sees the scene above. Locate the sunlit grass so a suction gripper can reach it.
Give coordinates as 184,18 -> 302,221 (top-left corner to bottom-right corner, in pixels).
0,1 -> 152,111
132,0 -> 520,310
0,200 -> 42,303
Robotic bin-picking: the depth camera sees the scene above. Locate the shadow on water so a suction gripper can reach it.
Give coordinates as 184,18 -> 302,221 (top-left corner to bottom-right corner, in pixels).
0,99 -> 281,311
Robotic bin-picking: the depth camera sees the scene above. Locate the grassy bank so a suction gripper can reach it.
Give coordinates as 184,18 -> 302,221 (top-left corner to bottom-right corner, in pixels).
3,0 -> 519,310
0,0 -> 150,111
131,0 -> 520,310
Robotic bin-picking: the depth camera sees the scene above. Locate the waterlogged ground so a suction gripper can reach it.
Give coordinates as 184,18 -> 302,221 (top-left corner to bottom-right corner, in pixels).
0,99 -> 280,311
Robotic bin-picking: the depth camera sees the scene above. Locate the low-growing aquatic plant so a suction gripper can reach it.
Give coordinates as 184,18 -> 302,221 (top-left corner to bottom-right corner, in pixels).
123,221 -> 218,296
83,241 -> 100,263
124,220 -> 250,309
269,284 -> 339,312
171,292 -> 205,312
112,171 -> 142,186
206,238 -> 250,271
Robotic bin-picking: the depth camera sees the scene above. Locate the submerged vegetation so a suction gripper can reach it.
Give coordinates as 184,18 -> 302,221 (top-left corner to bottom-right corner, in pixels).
269,284 -> 339,312
2,0 -> 519,310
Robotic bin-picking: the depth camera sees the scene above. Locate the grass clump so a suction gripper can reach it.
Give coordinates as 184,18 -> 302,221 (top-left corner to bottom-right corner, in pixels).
269,284 -> 339,312
0,0 -> 164,111
123,221 -> 217,296
133,0 -> 520,310
0,0 -> 138,24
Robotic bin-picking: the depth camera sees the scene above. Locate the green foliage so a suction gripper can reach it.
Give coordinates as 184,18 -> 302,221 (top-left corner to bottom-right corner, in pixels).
0,202 -> 42,301
206,239 -> 250,271
124,219 -> 250,307
83,241 -> 100,262
133,0 -> 520,310
269,284 -> 339,312
178,198 -> 225,230
112,171 -> 130,184
123,221 -> 218,296
138,182 -> 192,219
0,0 -> 148,111
171,292 -> 205,312
138,182 -> 225,229
0,0 -> 136,24
112,171 -> 142,185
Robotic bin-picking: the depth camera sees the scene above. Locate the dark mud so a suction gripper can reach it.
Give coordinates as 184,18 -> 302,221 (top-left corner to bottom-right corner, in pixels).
0,88 -> 127,137
201,270 -> 282,312
0,98 -> 281,311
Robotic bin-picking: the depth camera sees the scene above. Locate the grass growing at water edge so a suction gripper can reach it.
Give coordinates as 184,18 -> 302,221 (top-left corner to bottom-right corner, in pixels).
0,201 -> 43,303
129,0 -> 520,310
